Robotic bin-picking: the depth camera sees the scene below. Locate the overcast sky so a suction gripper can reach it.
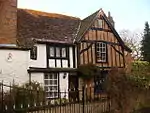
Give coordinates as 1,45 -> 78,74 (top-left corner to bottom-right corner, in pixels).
18,0 -> 150,32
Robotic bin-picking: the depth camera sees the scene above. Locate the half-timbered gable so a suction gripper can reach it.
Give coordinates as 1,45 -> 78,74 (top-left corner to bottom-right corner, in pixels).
75,9 -> 132,69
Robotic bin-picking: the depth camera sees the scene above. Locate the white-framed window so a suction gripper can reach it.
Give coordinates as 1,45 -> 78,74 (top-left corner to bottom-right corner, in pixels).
96,42 -> 107,62
44,73 -> 58,98
50,47 -> 54,57
56,47 -> 60,57
49,46 -> 67,58
61,48 -> 66,57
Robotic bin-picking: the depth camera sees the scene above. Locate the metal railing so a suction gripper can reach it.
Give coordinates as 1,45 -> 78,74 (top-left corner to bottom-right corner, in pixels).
0,81 -> 110,113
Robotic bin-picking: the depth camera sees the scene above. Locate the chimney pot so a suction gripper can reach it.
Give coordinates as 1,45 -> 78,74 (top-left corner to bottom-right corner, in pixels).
107,11 -> 115,27
108,11 -> 111,17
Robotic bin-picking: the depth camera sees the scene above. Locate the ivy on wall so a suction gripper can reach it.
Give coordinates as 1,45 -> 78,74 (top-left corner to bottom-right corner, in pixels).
78,63 -> 99,80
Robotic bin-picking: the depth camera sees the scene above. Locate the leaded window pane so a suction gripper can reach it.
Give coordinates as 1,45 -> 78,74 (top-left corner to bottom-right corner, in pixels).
56,47 -> 60,57
97,19 -> 102,28
50,47 -> 54,57
62,48 -> 66,57
96,42 -> 107,62
44,73 -> 58,98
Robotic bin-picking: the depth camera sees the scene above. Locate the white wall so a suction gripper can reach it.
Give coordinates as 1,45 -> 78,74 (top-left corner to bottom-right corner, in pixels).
0,49 -> 29,85
59,72 -> 68,98
69,47 -> 74,68
29,44 -> 46,68
75,46 -> 77,68
0,44 -> 72,98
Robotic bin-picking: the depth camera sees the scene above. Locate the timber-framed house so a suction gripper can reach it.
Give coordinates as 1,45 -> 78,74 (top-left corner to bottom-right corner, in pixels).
0,0 -> 132,99
74,9 -> 132,92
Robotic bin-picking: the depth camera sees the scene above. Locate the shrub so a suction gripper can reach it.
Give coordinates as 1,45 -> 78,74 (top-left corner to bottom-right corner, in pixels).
106,67 -> 150,113
78,63 -> 99,80
0,81 -> 45,112
51,98 -> 69,105
131,61 -> 150,76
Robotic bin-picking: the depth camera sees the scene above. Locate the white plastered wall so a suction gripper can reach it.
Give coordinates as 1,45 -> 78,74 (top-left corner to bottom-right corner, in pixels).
0,49 -> 29,85
59,72 -> 68,98
29,44 -> 46,68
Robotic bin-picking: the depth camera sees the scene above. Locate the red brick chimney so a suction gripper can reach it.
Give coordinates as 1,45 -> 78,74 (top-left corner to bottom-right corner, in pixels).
0,0 -> 17,44
108,11 -> 115,27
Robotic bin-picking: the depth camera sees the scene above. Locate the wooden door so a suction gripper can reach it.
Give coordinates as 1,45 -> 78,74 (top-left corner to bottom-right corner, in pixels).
69,73 -> 79,101
94,71 -> 108,94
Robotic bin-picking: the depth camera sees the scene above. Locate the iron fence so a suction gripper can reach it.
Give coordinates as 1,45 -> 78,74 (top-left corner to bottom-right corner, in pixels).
0,81 -> 111,113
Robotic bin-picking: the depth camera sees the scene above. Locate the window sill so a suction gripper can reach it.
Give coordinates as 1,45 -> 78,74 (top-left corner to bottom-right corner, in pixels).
49,57 -> 68,59
96,60 -> 108,63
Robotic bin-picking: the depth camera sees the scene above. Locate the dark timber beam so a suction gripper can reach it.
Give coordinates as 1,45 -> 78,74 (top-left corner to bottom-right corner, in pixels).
81,40 -> 120,46
111,45 -> 123,56
122,47 -> 126,68
80,43 -> 94,54
90,27 -> 112,32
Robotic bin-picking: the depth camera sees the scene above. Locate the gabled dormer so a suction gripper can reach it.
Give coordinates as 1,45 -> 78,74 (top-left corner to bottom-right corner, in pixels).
75,9 -> 131,69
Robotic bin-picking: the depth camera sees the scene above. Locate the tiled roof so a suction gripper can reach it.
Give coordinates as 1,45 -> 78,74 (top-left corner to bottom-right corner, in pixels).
17,9 -> 80,44
1,8 -> 131,52
75,10 -> 100,42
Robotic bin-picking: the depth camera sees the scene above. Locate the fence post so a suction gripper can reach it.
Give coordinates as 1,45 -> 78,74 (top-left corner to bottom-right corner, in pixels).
82,86 -> 85,113
1,81 -> 4,113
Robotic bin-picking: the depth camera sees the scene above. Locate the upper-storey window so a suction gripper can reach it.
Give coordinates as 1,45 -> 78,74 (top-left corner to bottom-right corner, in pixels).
50,47 -> 54,57
97,19 -> 102,28
61,48 -> 67,57
95,19 -> 102,28
96,42 -> 107,62
56,47 -> 61,57
30,46 -> 37,60
49,46 -> 67,59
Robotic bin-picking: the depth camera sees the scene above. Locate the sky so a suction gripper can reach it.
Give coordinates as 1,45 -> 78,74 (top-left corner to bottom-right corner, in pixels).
18,0 -> 150,32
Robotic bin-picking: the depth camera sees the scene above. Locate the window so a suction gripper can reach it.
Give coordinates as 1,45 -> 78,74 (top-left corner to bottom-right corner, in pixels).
44,73 -> 58,98
49,46 -> 67,58
30,46 -> 37,60
50,47 -> 54,57
95,19 -> 102,28
56,47 -> 60,57
97,19 -> 102,28
61,48 -> 66,57
96,42 -> 107,62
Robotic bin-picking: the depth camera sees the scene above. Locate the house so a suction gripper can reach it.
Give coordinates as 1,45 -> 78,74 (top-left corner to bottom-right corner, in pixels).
0,0 -> 132,98
73,9 -> 132,92
0,0 -> 79,99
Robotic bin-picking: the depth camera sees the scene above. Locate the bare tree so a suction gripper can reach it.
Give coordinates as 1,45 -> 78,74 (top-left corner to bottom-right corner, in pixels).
119,29 -> 143,60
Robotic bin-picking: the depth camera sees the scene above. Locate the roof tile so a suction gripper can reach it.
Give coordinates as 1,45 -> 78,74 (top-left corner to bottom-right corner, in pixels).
17,9 -> 80,44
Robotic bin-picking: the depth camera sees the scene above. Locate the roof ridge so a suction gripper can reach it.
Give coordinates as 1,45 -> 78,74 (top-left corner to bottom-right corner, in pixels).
18,8 -> 81,20
82,9 -> 100,21
75,9 -> 100,42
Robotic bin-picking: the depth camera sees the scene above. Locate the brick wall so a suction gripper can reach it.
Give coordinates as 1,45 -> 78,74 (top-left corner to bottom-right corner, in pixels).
0,0 -> 17,44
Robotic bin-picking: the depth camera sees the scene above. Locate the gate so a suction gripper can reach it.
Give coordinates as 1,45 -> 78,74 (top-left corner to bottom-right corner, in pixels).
0,82 -> 110,113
